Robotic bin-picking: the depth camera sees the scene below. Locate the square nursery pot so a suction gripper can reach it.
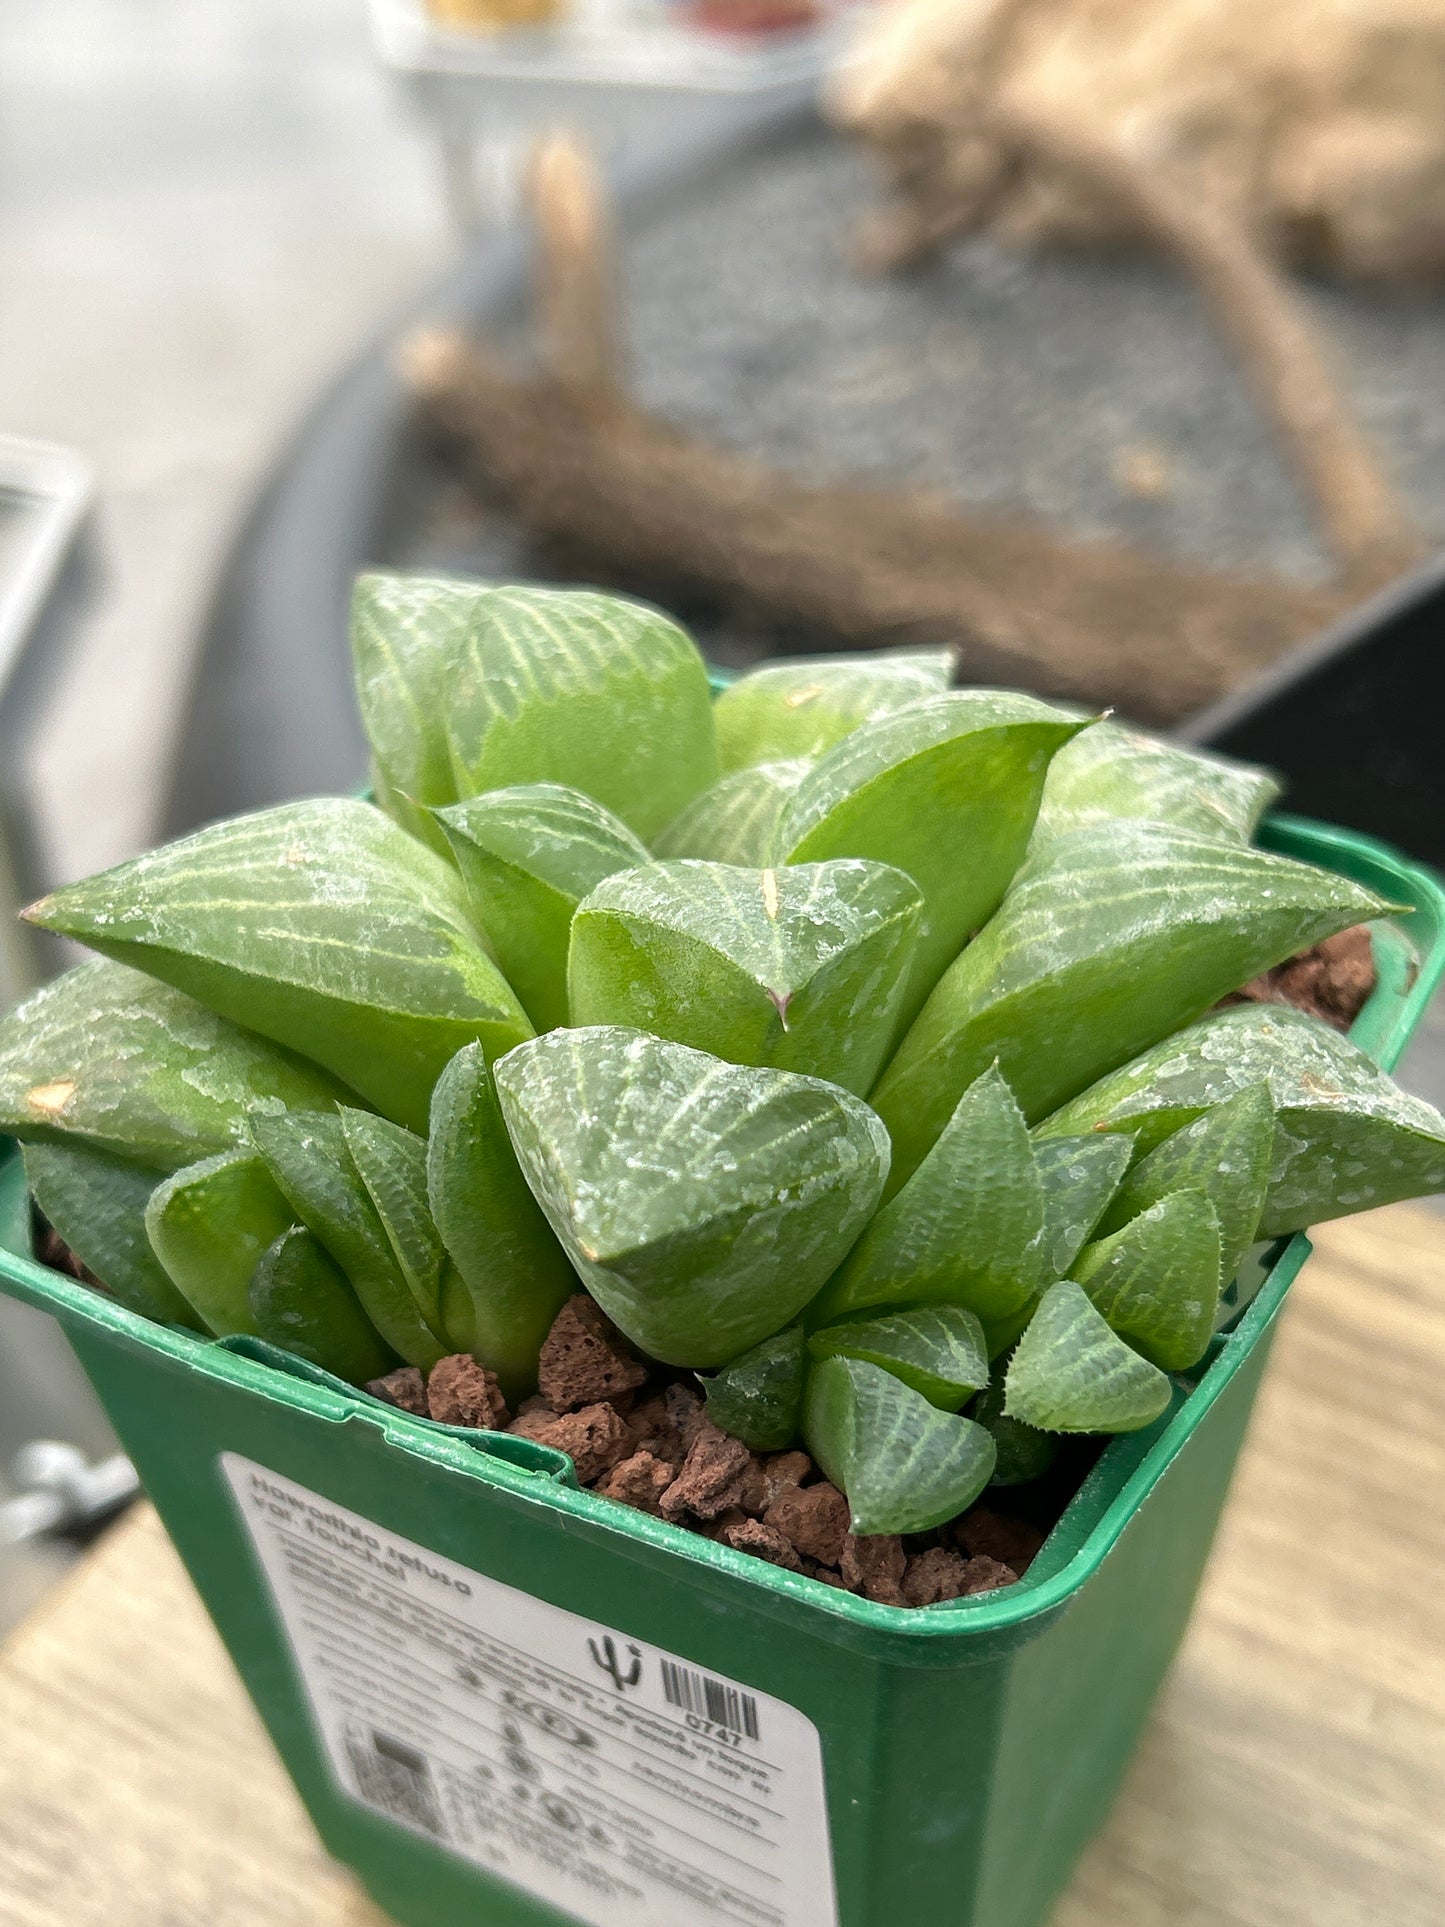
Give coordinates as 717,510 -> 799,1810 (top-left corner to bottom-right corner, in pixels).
0,814 -> 1440,1927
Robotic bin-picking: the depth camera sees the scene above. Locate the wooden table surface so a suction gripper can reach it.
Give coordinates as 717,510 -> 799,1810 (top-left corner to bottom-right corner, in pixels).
2,1205 -> 1442,1927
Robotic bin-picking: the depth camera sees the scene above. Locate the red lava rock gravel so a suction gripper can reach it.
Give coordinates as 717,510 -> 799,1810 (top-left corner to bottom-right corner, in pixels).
426,1354 -> 510,1430
538,1294 -> 649,1412
365,1366 -> 430,1416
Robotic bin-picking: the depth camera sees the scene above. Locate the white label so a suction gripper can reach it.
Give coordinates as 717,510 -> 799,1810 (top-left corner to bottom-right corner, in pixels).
222,1455 -> 838,1927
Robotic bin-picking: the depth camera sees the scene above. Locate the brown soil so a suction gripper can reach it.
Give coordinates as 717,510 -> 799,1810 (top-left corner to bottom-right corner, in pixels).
1224,922 -> 1378,1030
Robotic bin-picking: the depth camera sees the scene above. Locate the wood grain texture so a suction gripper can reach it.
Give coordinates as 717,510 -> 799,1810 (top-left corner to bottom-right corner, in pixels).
1,1203 -> 1442,1926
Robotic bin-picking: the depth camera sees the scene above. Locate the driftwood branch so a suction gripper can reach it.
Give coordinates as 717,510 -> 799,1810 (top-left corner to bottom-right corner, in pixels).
526,133 -> 624,408
404,326 -> 1339,725
991,104 -> 1423,595
837,42 -> 1423,596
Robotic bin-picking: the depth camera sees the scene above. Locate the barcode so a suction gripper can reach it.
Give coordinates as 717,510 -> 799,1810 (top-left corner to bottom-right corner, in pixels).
659,1659 -> 760,1740
346,1726 -> 447,1838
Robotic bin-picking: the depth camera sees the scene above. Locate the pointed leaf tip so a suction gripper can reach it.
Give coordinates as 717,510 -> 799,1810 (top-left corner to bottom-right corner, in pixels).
813,1063 -> 1044,1323
569,858 -> 923,1096
1005,1282 -> 1172,1434
804,1355 -> 996,1537
1074,1188 -> 1222,1371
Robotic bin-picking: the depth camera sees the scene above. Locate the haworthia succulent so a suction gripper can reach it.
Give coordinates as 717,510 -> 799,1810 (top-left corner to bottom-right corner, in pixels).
352,572 -> 481,823
704,1324 -> 809,1452
1037,1005 -> 1445,1236
493,1027 -> 890,1367
24,798 -> 534,1133
1096,1084 -> 1274,1286
22,1142 -> 204,1329
145,1149 -> 295,1337
803,1355 -> 997,1537
1005,1282 -> 1172,1433
250,1111 -> 447,1369
426,1043 -> 578,1399
436,584 -> 717,840
871,822 -> 1389,1184
967,1377 -> 1058,1486
568,859 -> 924,1096
808,1306 -> 989,1412
772,691 -> 1090,1014
249,1227 -> 394,1385
809,1067 -> 1044,1323
433,783 -> 649,1032
0,960 -> 342,1172
1031,721 -> 1281,849
712,649 -> 955,773
1073,1190 -> 1223,1371
340,1109 -> 447,1338
654,761 -> 812,867
1032,1133 -> 1136,1280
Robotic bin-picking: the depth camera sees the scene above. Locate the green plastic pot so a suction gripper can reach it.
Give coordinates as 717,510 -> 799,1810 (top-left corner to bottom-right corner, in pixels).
0,814 -> 1439,1927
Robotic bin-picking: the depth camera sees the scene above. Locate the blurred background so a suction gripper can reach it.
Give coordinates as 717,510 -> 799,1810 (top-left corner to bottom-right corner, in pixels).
4,0 -> 1445,1628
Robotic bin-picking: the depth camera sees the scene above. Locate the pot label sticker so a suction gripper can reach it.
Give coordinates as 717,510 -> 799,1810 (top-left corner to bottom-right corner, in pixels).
221,1455 -> 839,1927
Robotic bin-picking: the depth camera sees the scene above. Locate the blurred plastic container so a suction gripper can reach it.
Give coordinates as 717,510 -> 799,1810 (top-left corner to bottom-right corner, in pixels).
371,0 -> 866,228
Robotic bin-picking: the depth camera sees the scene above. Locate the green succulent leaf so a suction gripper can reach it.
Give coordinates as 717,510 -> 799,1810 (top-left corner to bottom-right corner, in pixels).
22,1142 -> 203,1329
249,1227 -> 394,1386
1096,1084 -> 1274,1285
1032,1132 -> 1136,1279
569,859 -> 924,1095
0,960 -> 342,1172
808,1305 -> 989,1412
967,1376 -> 1059,1486
24,798 -> 534,1133
773,691 -> 1089,1013
871,821 -> 1389,1184
1073,1190 -> 1223,1371
145,1149 -> 295,1337
1038,1004 -> 1445,1236
436,584 -> 717,840
493,1027 -> 890,1367
1031,721 -> 1281,849
803,1355 -> 997,1537
653,761 -> 812,866
250,1111 -> 446,1369
703,1324 -> 808,1451
340,1109 -> 446,1336
433,783 -> 649,1032
427,1042 -> 578,1399
1004,1282 -> 1173,1433
810,1066 -> 1044,1323
352,572 -> 479,821
713,650 -> 955,773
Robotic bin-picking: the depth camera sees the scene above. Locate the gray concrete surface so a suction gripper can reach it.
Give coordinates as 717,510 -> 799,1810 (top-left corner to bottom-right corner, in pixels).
0,0 -> 447,1633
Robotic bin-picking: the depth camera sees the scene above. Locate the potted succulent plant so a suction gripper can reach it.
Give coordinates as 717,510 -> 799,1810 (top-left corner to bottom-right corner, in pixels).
0,574 -> 1442,1927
